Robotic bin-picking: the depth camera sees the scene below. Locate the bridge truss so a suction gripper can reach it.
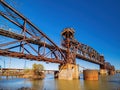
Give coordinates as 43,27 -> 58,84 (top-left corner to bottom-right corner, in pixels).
0,0 -> 65,64
0,0 -> 115,71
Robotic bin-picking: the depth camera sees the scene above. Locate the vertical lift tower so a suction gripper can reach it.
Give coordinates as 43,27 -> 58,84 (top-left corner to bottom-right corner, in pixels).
58,28 -> 79,80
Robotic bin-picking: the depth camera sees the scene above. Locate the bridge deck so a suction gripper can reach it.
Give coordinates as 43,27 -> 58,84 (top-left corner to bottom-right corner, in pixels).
0,29 -> 103,65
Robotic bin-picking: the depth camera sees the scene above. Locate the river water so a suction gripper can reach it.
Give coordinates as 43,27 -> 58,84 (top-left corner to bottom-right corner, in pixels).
0,74 -> 120,90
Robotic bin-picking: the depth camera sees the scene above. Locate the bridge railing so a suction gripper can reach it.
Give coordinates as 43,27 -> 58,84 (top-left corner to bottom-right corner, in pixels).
0,25 -> 20,34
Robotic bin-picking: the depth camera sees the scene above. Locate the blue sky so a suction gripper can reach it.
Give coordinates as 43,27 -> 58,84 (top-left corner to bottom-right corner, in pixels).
0,0 -> 120,70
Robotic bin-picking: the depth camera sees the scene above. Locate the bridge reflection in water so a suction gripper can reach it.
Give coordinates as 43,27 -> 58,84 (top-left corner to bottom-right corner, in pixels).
0,74 -> 120,90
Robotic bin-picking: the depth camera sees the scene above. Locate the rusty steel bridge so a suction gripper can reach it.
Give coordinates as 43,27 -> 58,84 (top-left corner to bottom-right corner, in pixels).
0,0 -> 115,71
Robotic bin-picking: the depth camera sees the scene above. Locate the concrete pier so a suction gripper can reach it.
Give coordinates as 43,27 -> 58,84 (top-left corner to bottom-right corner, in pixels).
58,64 -> 79,80
100,69 -> 108,75
108,70 -> 116,75
54,71 -> 59,78
83,70 -> 98,80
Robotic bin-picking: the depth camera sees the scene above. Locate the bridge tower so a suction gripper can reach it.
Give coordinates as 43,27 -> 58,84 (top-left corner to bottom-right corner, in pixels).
100,56 -> 115,75
57,28 -> 79,80
61,28 -> 76,64
99,55 -> 108,75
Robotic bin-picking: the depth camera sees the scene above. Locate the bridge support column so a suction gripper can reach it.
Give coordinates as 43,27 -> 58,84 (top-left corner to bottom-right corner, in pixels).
83,69 -> 98,80
100,69 -> 108,75
58,63 -> 79,80
108,70 -> 116,75
100,64 -> 108,75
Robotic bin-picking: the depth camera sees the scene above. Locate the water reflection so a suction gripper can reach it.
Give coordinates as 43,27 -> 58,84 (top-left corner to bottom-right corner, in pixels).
55,79 -> 82,90
0,74 -> 120,90
31,80 -> 44,90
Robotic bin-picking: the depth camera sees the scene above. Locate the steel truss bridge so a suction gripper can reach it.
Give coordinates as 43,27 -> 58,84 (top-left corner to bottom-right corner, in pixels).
0,0 -> 115,71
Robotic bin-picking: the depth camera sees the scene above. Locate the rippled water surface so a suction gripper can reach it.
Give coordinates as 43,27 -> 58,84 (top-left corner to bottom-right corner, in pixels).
0,74 -> 120,90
